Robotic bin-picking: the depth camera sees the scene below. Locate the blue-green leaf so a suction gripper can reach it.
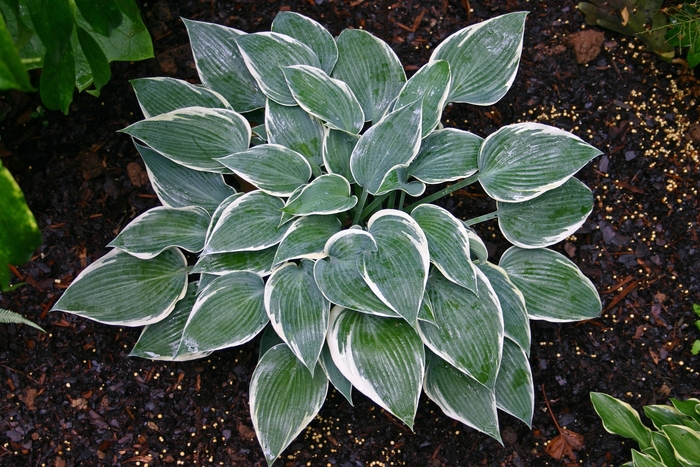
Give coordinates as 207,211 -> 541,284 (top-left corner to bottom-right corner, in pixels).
131,77 -> 231,118
495,338 -> 534,426
327,307 -> 424,429
266,99 -> 324,168
408,128 -> 482,184
273,215 -> 342,266
272,11 -> 338,74
283,174 -> 357,217
193,247 -> 277,277
394,60 -> 451,137
322,128 -> 359,184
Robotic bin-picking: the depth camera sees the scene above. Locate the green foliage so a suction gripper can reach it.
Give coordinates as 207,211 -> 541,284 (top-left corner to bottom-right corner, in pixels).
0,158 -> 42,292
51,12 -> 603,465
577,0 -> 700,68
591,392 -> 700,466
0,0 -> 153,113
692,303 -> 700,355
0,307 -> 44,332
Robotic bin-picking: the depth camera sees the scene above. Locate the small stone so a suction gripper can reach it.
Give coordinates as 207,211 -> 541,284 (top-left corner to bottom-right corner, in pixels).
127,162 -> 149,187
565,30 -> 605,64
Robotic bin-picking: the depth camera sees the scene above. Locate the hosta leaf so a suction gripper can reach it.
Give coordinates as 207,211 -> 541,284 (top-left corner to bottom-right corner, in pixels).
590,392 -> 653,449
650,431 -> 683,467
192,247 -> 277,277
495,338 -> 534,426
670,398 -> 700,423
216,144 -> 312,197
499,247 -> 601,322
497,177 -> 594,248
52,248 -> 188,326
375,166 -> 426,197
265,260 -> 330,372
322,128 -> 359,183
411,204 -> 477,293
130,283 -> 212,361
283,65 -> 364,134
266,99 -> 324,168
474,261 -> 530,355
327,307 -> 424,428
182,18 -> 264,112
478,122 -> 602,202
205,193 -> 245,244
130,77 -> 231,118
361,210 -> 429,323
108,206 -> 210,259
273,215 -> 342,265
417,269 -> 503,389
430,12 -> 527,105
121,107 -> 251,173
314,230 -> 399,318
204,191 -> 290,254
258,324 -> 285,359
394,60 -> 451,137
332,28 -> 406,123
236,31 -> 322,106
631,450 -> 666,467
135,143 -> 236,214
178,272 -> 268,354
644,405 -> 687,431
408,128 -> 481,184
283,174 -> 357,217
350,100 -> 422,195
423,351 -> 501,443
250,344 -> 328,466
272,11 -> 338,74
319,343 -> 353,405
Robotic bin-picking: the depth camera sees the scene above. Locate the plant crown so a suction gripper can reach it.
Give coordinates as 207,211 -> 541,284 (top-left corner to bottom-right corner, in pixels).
52,11 -> 603,465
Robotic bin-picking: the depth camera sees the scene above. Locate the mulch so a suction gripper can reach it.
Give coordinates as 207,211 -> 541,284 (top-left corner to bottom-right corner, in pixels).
1,0 -> 699,466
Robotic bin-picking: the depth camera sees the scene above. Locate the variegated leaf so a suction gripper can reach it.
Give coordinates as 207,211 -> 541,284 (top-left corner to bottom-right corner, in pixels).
327,307 -> 424,428
120,107 -> 251,173
417,269 -> 503,389
322,128 -> 359,183
130,283 -> 211,361
273,215 -> 342,266
236,31 -> 322,106
360,210 -> 429,323
394,60 -> 451,137
464,223 -> 489,261
108,206 -> 211,259
283,65 -> 364,134
499,247 -> 601,322
178,272 -> 268,354
474,261 -> 530,355
411,204 -> 477,293
193,247 -> 277,277
272,11 -> 338,74
331,28 -> 406,123
375,166 -> 426,197
250,344 -> 328,466
478,122 -> 602,202
430,12 -> 527,105
216,144 -> 312,197
204,191 -> 290,254
408,128 -> 482,184
136,143 -> 236,214
423,350 -> 501,443
497,177 -> 594,248
283,174 -> 357,217
130,77 -> 231,119
266,99 -> 324,168
265,260 -> 330,372
314,230 -> 399,318
52,248 -> 188,326
319,343 -> 353,405
182,18 -> 265,112
350,100 -> 422,195
495,338 -> 534,426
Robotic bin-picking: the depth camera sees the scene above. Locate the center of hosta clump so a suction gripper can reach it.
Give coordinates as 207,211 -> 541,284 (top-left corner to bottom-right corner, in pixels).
52,10 -> 602,466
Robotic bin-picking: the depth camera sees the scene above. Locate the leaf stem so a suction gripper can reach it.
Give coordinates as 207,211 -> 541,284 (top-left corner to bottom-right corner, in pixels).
397,191 -> 406,211
464,211 -> 498,226
387,191 -> 396,210
403,173 -> 479,212
353,187 -> 369,225
360,193 -> 389,219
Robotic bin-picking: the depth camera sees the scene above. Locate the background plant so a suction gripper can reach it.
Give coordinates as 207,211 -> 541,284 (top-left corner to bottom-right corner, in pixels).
578,0 -> 700,68
0,0 -> 153,113
51,11 -> 602,465
591,392 -> 700,466
692,303 -> 700,355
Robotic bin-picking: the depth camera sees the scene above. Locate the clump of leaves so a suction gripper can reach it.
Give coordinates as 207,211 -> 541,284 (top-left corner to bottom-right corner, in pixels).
578,0 -> 700,68
0,0 -> 153,113
591,392 -> 700,466
52,11 -> 603,465
691,303 -> 700,355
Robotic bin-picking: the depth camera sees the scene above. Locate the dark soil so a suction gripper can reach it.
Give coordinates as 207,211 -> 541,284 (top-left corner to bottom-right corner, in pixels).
1,1 -> 699,466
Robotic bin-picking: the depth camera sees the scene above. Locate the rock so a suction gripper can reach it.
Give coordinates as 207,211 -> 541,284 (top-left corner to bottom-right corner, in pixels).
565,30 -> 605,64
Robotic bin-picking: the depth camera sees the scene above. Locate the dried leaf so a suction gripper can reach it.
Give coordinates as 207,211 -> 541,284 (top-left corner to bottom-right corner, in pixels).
545,428 -> 584,462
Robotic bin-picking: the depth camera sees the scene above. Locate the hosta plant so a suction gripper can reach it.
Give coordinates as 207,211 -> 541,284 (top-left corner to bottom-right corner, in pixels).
591,392 -> 700,466
52,11 -> 603,465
